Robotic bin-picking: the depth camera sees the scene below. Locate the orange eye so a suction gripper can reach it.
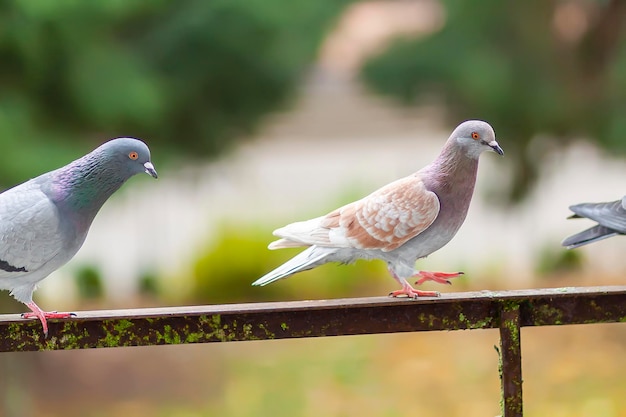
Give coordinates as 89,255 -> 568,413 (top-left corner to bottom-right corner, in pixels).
471,132 -> 480,140
129,151 -> 139,160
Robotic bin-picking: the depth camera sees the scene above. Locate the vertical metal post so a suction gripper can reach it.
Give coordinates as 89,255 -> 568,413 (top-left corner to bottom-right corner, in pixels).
499,302 -> 523,417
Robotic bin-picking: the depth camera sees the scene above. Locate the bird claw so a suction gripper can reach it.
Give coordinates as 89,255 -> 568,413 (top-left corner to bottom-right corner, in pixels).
21,309 -> 77,338
414,271 -> 464,286
388,288 -> 440,298
22,311 -> 75,319
412,291 -> 441,299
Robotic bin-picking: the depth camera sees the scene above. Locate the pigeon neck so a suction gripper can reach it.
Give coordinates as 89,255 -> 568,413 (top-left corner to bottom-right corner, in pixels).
51,154 -> 127,216
434,140 -> 479,178
421,140 -> 479,199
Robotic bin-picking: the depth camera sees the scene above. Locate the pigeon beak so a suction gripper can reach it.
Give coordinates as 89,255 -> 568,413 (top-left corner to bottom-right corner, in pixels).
488,140 -> 504,156
144,161 -> 158,179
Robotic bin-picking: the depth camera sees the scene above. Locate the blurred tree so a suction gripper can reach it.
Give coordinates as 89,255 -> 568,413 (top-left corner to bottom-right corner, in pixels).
74,265 -> 104,300
0,0 -> 349,185
191,224 -> 386,303
361,0 -> 626,203
138,271 -> 160,298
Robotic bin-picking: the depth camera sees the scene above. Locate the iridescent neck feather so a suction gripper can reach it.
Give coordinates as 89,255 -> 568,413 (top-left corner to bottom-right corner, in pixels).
49,150 -> 128,215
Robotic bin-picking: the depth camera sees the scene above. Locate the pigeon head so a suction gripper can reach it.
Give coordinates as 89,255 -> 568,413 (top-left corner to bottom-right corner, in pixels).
451,120 -> 504,159
99,137 -> 158,179
50,137 -> 157,214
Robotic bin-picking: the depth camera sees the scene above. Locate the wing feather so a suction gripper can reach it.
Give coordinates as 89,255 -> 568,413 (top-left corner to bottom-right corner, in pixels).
271,174 -> 440,252
569,198 -> 626,233
0,181 -> 64,280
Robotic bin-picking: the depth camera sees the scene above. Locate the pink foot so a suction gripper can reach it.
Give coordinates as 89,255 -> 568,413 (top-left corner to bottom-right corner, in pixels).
22,302 -> 76,337
414,270 -> 464,285
389,284 -> 440,299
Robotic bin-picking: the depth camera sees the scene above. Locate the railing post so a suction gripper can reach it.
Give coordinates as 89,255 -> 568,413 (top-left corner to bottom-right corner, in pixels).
499,302 -> 523,417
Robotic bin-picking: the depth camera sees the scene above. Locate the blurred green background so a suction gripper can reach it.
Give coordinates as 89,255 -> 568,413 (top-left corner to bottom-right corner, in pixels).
1,0 -> 626,416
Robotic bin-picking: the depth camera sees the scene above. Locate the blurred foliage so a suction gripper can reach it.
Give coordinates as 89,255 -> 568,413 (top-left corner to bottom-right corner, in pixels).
0,0 -> 349,186
138,271 -> 160,298
191,224 -> 388,303
74,265 -> 104,300
0,289 -> 23,314
535,243 -> 584,277
362,0 -> 626,203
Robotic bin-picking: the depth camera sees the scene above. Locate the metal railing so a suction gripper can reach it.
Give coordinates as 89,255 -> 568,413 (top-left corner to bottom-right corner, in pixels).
1,285 -> 625,416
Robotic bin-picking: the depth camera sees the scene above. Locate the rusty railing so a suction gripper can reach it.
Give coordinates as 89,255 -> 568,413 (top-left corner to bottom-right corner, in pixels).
1,285 -> 625,416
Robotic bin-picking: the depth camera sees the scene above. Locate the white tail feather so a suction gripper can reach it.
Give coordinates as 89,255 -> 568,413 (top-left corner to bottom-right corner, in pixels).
252,246 -> 331,286
268,238 -> 306,250
271,216 -> 332,246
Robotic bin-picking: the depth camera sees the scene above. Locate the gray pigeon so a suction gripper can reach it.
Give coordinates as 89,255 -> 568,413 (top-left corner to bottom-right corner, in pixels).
0,138 -> 157,336
253,120 -> 503,297
562,196 -> 626,249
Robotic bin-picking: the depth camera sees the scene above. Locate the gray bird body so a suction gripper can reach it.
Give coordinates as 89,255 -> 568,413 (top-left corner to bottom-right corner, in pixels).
253,120 -> 503,296
0,176 -> 88,304
0,138 -> 157,334
562,197 -> 626,249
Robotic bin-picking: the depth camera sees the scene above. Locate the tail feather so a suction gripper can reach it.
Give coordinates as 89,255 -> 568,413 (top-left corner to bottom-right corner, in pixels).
252,246 -> 332,286
268,238 -> 306,250
562,225 -> 618,249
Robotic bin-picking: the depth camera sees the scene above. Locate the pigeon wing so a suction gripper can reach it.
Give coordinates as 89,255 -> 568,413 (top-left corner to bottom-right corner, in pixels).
569,198 -> 626,234
0,181 -> 65,279
271,175 -> 440,252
